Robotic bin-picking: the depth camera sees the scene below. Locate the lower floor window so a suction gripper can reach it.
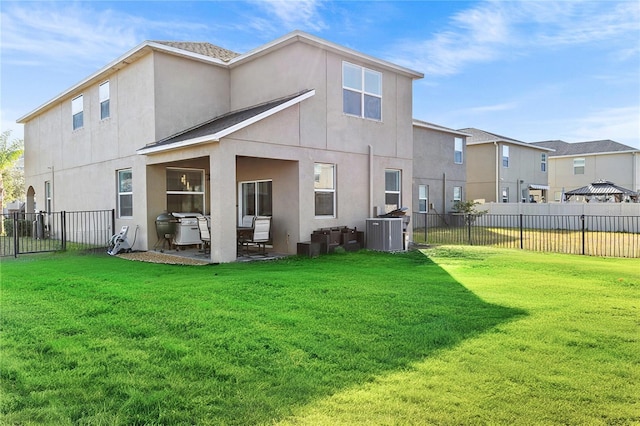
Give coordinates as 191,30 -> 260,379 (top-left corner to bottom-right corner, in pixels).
453,186 -> 462,202
166,168 -> 205,214
117,169 -> 132,217
418,184 -> 428,212
239,180 -> 272,222
385,169 -> 401,212
314,163 -> 336,217
501,187 -> 509,203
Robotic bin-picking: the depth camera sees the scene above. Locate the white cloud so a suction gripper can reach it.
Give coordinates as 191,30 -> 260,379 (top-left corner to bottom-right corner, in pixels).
392,0 -> 640,77
561,106 -> 640,148
249,0 -> 327,33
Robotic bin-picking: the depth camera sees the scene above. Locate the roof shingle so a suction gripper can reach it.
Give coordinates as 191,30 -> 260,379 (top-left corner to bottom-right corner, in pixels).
152,41 -> 240,62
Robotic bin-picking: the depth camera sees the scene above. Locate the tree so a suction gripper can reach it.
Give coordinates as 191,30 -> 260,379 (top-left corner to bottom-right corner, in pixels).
452,200 -> 487,225
1,130 -> 25,214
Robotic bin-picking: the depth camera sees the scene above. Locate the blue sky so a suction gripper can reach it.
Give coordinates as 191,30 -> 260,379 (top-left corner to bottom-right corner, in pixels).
1,0 -> 639,148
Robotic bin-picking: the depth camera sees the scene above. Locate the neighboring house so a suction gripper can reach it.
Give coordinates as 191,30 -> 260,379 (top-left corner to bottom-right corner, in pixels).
18,31 -> 423,263
412,120 -> 469,214
461,128 -> 554,203
530,140 -> 640,202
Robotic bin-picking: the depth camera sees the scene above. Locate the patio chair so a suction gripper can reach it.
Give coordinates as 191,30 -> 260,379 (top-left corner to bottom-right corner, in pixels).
241,215 -> 255,228
197,216 -> 211,254
239,216 -> 271,256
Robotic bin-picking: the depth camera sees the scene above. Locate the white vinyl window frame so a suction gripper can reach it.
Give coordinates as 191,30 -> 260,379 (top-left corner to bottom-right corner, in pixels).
99,81 -> 110,120
117,169 -> 133,218
418,184 -> 428,213
453,186 -> 462,202
342,61 -> 382,121
502,145 -> 510,168
238,179 -> 273,224
166,167 -> 206,214
541,153 -> 547,172
573,158 -> 585,175
384,169 -> 401,212
454,137 -> 463,164
314,163 -> 336,218
72,94 -> 84,130
44,181 -> 52,212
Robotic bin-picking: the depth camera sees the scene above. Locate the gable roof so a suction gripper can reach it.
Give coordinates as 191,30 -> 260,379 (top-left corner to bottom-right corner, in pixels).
137,89 -> 315,155
152,41 -> 240,62
531,139 -> 638,157
18,30 -> 422,123
459,127 -> 554,152
413,119 -> 471,137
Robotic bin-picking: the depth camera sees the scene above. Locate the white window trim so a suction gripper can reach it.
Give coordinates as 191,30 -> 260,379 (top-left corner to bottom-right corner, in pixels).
502,145 -> 510,168
573,158 -> 585,175
237,179 -> 273,224
72,94 -> 84,130
117,169 -> 133,218
418,184 -> 428,213
314,163 -> 336,218
454,138 -> 463,164
166,167 -> 205,214
453,186 -> 462,202
385,169 -> 401,212
541,153 -> 547,172
342,61 -> 382,121
99,81 -> 110,120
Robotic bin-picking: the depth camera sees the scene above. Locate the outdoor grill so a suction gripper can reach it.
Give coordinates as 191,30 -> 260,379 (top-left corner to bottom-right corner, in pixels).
154,212 -> 177,251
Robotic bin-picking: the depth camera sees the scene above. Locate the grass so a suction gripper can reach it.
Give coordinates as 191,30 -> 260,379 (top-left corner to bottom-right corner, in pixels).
413,226 -> 639,257
1,248 -> 638,425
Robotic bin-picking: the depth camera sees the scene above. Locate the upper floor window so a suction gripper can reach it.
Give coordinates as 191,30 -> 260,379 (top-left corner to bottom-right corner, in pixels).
99,81 -> 110,120
454,137 -> 463,164
314,163 -> 336,217
573,158 -> 585,175
343,62 -> 382,121
502,145 -> 509,168
541,153 -> 547,172
117,169 -> 133,218
418,184 -> 428,213
72,95 -> 84,130
385,169 -> 401,212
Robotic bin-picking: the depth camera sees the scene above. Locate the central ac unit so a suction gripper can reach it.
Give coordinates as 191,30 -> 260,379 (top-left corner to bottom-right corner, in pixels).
366,218 -> 403,251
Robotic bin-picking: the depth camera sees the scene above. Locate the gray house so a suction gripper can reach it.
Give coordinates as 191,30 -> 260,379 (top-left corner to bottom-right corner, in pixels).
18,31 -> 423,262
412,120 -> 469,214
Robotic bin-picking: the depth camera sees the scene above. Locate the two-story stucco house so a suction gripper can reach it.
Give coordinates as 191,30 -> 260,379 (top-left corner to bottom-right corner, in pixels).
412,120 -> 469,214
18,31 -> 423,263
461,128 -> 554,203
530,140 -> 639,202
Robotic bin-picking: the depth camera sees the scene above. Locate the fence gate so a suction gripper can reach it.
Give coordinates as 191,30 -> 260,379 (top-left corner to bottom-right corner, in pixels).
1,210 -> 115,257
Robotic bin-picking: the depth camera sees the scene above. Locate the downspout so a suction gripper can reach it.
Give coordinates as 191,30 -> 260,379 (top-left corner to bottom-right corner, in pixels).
633,151 -> 638,193
494,142 -> 499,202
442,172 -> 446,211
368,144 -> 374,217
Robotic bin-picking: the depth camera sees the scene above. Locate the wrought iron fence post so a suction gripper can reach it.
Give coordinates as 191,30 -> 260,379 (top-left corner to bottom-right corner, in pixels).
581,214 -> 586,255
519,214 -> 524,250
467,214 -> 472,245
13,212 -> 19,258
61,211 -> 67,251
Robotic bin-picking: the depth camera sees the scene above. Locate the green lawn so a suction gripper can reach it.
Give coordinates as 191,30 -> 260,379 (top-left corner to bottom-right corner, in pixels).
1,248 -> 638,425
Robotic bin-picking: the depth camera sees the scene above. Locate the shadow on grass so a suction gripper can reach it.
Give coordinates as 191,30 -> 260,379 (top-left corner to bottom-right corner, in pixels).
1,250 -> 526,424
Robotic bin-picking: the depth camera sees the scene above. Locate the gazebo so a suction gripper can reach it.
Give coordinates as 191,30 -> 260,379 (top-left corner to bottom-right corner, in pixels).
564,180 -> 638,203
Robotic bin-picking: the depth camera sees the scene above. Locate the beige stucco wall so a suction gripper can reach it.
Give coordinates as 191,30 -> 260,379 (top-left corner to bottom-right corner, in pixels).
412,126 -> 466,214
467,142 -> 549,203
466,143 -> 498,202
153,52 -> 230,141
547,152 -> 640,201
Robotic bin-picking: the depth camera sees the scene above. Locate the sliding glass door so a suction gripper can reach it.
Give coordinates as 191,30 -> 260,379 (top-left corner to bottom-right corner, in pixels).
239,180 -> 272,223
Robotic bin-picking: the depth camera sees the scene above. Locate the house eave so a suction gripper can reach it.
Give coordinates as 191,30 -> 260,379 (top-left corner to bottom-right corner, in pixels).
467,139 -> 555,152
549,149 -> 639,159
412,119 -> 472,137
17,42 -> 231,124
229,30 -> 424,80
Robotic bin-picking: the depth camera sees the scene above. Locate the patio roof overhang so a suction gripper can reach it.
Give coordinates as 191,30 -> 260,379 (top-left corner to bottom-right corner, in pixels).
137,89 -> 315,155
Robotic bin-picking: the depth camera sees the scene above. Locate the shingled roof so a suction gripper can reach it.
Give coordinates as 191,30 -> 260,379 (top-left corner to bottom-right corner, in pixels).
459,127 -> 553,151
152,41 -> 240,62
137,90 -> 315,155
531,140 -> 638,156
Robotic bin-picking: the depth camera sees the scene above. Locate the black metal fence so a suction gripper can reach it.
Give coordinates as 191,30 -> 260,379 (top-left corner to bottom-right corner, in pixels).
1,210 -> 115,257
412,212 -> 640,258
